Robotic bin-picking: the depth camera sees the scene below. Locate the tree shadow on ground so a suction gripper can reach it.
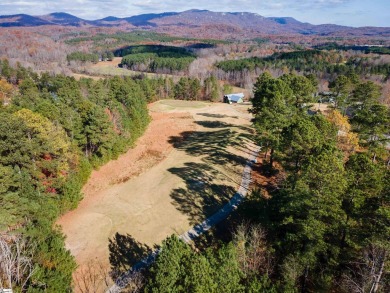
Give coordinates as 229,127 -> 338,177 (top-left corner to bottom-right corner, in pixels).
168,162 -> 236,225
108,232 -> 153,278
197,113 -> 238,119
168,128 -> 248,169
168,116 -> 255,225
195,120 -> 256,159
195,119 -> 253,133
195,120 -> 232,129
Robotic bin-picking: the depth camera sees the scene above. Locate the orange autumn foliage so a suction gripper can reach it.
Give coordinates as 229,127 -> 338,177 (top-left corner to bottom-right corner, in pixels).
0,79 -> 13,105
327,109 -> 359,153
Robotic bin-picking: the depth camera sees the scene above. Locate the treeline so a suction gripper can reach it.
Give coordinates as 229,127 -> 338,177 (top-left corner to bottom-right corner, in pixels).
173,75 -> 220,101
116,45 -> 193,57
66,51 -> 99,63
139,73 -> 389,292
134,75 -> 220,102
65,31 -> 194,46
315,43 -> 390,55
120,45 -> 196,74
0,64 -> 153,291
66,51 -> 115,63
65,31 -> 227,49
101,51 -> 115,61
0,59 -> 33,84
243,72 -> 390,292
216,50 -> 390,79
121,55 -> 195,73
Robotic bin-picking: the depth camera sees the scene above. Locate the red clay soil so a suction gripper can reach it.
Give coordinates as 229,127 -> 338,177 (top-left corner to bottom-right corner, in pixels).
87,111 -> 194,196
250,153 -> 284,198
57,107 -> 196,290
58,109 -> 195,228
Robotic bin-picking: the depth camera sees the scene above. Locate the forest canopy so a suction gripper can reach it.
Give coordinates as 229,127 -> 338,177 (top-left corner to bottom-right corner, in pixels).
120,45 -> 196,74
0,61 -> 152,291
216,50 -> 390,79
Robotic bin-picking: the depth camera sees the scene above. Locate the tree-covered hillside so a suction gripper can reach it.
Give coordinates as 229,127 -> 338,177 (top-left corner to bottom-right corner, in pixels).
0,60 -> 152,291
216,50 -> 390,79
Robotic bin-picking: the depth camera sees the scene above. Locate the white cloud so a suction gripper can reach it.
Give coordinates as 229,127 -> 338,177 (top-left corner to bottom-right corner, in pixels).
0,0 -> 352,17
0,0 -> 387,26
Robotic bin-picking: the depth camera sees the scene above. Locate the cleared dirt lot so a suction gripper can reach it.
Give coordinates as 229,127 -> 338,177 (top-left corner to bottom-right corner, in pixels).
57,100 -> 254,274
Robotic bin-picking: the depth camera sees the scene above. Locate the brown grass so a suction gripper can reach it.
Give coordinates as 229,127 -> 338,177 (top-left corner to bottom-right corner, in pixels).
57,101 -> 254,287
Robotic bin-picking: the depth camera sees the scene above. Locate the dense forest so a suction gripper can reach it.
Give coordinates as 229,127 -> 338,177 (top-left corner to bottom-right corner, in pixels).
314,43 -> 390,55
66,52 -> 100,63
0,59 -> 154,291
216,50 -> 390,79
66,31 -> 227,48
119,45 -> 196,74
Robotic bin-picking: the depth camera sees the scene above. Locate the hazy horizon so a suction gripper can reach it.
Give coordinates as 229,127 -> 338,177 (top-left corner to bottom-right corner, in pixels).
0,0 -> 389,28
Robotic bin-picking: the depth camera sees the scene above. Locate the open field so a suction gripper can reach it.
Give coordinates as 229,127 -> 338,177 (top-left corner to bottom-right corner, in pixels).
72,57 -> 177,80
57,100 -> 254,275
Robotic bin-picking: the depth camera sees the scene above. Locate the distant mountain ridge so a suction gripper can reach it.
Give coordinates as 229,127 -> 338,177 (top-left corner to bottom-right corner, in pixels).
0,14 -> 52,27
38,12 -> 90,26
0,10 -> 389,38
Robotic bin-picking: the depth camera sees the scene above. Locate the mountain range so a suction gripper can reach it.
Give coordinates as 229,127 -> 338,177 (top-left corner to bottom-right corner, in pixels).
0,10 -> 389,38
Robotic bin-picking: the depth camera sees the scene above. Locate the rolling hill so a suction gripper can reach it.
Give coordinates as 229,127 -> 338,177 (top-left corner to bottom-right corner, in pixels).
0,9 -> 389,38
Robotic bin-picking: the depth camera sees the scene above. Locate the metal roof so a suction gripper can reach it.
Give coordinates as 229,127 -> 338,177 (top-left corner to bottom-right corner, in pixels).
224,93 -> 244,102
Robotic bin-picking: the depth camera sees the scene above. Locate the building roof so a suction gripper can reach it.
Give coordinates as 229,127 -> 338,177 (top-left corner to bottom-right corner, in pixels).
224,93 -> 244,102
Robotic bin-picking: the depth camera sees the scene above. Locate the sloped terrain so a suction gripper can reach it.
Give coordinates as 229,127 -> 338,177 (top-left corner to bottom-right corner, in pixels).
57,100 -> 253,276
0,9 -> 389,38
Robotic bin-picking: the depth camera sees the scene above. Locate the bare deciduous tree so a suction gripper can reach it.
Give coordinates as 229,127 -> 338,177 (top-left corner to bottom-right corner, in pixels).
341,243 -> 388,293
73,260 -> 112,293
233,222 -> 273,278
0,234 -> 35,291
107,270 -> 145,293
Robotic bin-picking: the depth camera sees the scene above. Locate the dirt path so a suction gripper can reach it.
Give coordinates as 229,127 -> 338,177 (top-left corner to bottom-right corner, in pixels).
57,100 -> 253,279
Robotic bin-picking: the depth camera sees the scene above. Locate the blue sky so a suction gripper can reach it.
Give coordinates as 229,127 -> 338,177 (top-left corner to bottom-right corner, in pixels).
0,0 -> 388,27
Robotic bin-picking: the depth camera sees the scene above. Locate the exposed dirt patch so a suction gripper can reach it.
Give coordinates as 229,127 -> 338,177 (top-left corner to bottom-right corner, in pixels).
80,110 -> 194,197
57,109 -> 195,265
250,153 -> 285,198
57,100 -> 253,286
